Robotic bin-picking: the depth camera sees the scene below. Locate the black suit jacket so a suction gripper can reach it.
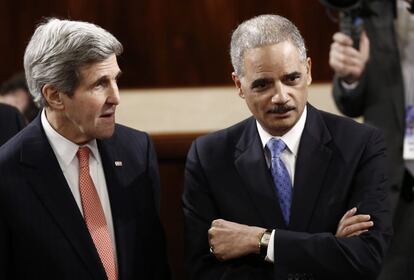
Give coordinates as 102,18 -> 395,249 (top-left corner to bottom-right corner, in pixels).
0,115 -> 170,280
183,105 -> 392,280
0,103 -> 25,146
332,0 -> 405,207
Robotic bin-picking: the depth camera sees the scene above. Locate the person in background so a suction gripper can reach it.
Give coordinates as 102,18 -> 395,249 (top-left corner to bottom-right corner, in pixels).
0,102 -> 25,146
329,0 -> 414,278
0,18 -> 170,280
183,14 -> 392,280
0,72 -> 39,122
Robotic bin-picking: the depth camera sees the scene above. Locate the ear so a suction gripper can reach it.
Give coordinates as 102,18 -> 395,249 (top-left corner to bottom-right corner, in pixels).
306,57 -> 312,86
42,84 -> 64,110
232,72 -> 245,99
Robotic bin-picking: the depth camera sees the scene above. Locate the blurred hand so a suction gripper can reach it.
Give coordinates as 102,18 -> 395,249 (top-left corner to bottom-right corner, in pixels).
329,31 -> 370,84
335,207 -> 374,237
208,219 -> 265,261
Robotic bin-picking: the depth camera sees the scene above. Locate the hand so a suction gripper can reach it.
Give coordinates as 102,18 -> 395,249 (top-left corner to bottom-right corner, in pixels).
329,31 -> 370,84
335,207 -> 374,237
208,219 -> 266,261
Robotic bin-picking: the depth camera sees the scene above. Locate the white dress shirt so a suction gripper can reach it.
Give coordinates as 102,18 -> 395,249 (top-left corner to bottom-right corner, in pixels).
256,106 -> 307,263
41,109 -> 117,261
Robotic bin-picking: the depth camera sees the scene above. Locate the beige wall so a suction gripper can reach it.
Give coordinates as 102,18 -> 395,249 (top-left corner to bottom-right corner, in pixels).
116,83 -> 344,134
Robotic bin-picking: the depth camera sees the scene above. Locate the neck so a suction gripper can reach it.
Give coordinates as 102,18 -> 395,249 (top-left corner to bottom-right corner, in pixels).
44,107 -> 89,145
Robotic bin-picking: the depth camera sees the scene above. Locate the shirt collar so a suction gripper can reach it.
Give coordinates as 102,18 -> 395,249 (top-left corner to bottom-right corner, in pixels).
256,105 -> 307,156
41,109 -> 100,168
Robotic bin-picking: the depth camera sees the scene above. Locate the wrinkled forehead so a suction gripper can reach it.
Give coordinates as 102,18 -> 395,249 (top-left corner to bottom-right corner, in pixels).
77,54 -> 120,81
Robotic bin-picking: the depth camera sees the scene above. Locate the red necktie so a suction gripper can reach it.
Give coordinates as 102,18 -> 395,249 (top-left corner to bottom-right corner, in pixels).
77,147 -> 117,280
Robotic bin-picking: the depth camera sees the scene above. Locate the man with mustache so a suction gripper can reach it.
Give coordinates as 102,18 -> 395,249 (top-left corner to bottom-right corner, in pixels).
0,18 -> 170,280
183,14 -> 392,280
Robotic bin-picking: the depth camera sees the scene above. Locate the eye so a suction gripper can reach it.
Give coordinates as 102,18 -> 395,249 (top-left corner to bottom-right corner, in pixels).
251,79 -> 271,91
115,72 -> 122,83
94,79 -> 109,89
283,73 -> 301,85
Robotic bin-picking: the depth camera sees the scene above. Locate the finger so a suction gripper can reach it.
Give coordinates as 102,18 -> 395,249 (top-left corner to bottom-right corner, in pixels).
339,207 -> 357,223
359,31 -> 370,60
211,219 -> 220,227
333,32 -> 353,46
330,55 -> 366,78
348,229 -> 369,237
331,39 -> 367,62
331,46 -> 365,67
336,208 -> 356,235
338,214 -> 370,235
344,221 -> 374,235
331,41 -> 362,58
330,49 -> 365,76
341,214 -> 371,228
208,227 -> 215,241
212,218 -> 228,228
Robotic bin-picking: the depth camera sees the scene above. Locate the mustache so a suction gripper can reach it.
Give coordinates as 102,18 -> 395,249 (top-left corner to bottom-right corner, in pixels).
267,105 -> 295,114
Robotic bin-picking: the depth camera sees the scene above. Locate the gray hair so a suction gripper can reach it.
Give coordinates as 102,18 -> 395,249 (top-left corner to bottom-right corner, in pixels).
230,14 -> 307,77
24,18 -> 123,107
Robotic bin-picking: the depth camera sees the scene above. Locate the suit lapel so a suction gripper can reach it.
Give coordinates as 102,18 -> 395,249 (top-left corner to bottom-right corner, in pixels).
289,105 -> 332,231
98,132 -> 139,280
97,136 -> 127,277
234,118 -> 285,228
20,116 -> 106,279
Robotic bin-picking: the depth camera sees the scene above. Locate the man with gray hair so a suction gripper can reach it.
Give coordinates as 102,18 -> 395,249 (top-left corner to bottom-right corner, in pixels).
183,14 -> 392,280
0,18 -> 170,280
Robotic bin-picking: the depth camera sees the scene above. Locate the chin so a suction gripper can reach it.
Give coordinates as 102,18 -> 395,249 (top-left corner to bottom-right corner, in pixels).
96,127 -> 115,140
267,122 -> 294,136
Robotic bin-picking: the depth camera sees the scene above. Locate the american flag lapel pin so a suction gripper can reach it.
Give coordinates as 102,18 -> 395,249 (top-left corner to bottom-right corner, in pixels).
115,161 -> 123,167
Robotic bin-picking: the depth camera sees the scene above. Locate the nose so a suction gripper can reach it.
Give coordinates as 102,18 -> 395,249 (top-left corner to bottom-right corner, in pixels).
107,80 -> 120,105
270,82 -> 289,104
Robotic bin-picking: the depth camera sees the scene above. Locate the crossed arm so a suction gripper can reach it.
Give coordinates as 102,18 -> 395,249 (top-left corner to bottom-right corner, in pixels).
208,207 -> 373,262
183,130 -> 392,280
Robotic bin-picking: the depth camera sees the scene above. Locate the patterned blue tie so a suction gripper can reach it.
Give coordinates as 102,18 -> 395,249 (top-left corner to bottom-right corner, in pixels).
267,138 -> 292,225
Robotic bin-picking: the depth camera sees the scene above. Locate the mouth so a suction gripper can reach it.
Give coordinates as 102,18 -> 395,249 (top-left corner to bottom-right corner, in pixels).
267,105 -> 295,117
99,111 -> 115,118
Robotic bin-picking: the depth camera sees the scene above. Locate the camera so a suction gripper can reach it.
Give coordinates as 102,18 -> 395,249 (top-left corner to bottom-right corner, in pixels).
320,0 -> 363,49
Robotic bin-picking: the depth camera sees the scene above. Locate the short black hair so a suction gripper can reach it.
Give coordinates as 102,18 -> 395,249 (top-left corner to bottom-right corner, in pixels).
0,72 -> 29,96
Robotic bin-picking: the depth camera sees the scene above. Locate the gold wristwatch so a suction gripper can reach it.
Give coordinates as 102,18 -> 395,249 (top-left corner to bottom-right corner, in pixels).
259,229 -> 272,259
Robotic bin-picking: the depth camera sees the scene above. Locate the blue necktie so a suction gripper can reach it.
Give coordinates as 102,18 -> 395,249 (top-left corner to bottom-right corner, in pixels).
267,138 -> 292,225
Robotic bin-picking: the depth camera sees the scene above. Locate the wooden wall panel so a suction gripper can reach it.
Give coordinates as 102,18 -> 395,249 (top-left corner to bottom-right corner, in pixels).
152,133 -> 203,280
0,0 -> 337,87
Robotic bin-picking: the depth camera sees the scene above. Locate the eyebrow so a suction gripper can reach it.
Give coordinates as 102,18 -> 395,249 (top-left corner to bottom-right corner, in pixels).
251,77 -> 273,89
91,70 -> 123,87
283,71 -> 302,79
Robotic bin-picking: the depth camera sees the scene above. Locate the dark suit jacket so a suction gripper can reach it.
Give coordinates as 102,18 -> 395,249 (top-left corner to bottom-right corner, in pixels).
183,104 -> 392,280
332,2 -> 414,278
0,115 -> 170,280
0,103 -> 25,146
332,0 -> 404,207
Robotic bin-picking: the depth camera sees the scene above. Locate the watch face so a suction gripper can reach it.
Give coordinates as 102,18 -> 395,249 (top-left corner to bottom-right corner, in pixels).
261,231 -> 271,245
260,231 -> 272,258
